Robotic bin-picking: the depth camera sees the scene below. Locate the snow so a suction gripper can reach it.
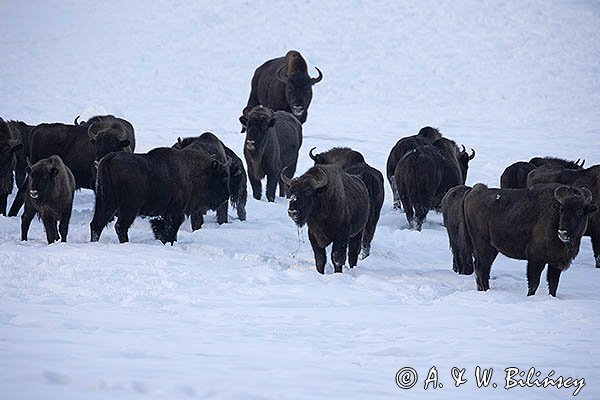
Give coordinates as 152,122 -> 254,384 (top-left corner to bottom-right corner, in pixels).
1,0 -> 600,399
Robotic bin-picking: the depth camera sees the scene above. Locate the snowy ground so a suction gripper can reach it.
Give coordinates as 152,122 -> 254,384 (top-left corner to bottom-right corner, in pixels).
1,1 -> 600,399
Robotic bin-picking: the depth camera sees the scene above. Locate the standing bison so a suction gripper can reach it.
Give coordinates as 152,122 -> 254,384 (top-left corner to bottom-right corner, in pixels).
500,157 -> 584,189
283,165 -> 369,274
441,185 -> 474,275
21,155 -> 75,244
243,50 -> 322,128
240,106 -> 302,202
386,127 -> 443,208
527,164 -> 600,268
463,184 -> 597,296
173,132 -> 247,225
0,118 -> 23,215
395,138 -> 475,230
308,147 -> 384,259
90,148 -> 230,244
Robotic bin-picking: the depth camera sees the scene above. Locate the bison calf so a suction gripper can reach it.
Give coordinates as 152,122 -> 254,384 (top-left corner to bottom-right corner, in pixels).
283,165 -> 369,274
21,155 -> 75,244
240,106 -> 302,202
463,184 -> 597,296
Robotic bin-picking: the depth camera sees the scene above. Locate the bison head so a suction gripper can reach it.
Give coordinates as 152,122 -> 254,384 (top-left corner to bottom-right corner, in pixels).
88,121 -> 131,162
276,65 -> 322,118
207,157 -> 232,209
282,166 -> 328,227
26,156 -> 61,201
554,186 -> 598,246
457,145 -> 476,183
240,106 -> 275,153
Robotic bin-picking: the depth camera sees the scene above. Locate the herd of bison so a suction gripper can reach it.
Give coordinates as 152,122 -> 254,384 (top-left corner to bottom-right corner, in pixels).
1,51 -> 598,297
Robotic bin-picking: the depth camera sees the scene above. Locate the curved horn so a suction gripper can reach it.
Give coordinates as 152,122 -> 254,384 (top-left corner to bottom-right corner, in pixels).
554,185 -> 571,205
310,67 -> 323,85
460,144 -> 466,153
276,65 -> 288,84
311,167 -> 328,189
74,115 -> 81,125
113,123 -> 127,140
87,122 -> 101,140
469,148 -> 476,160
309,147 -> 319,163
578,159 -> 586,168
280,166 -> 293,186
579,187 -> 593,205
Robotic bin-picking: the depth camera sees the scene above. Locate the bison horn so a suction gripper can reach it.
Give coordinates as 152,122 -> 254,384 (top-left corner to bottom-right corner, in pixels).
554,185 -> 572,205
276,65 -> 289,84
309,147 -> 319,163
310,67 -> 323,85
576,158 -> 586,167
87,122 -> 101,140
469,148 -> 476,160
280,166 -> 294,186
74,115 -> 81,125
578,187 -> 593,205
311,167 -> 328,189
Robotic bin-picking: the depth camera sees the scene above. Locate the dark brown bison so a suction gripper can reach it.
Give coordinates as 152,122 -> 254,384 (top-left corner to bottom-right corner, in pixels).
527,164 -> 600,268
21,155 -> 75,244
240,106 -> 302,202
90,148 -> 230,244
463,184 -> 597,296
308,146 -> 384,259
283,165 -> 369,274
7,120 -> 35,190
0,118 -> 23,215
441,185 -> 474,275
500,157 -> 584,189
173,132 -> 247,226
395,138 -> 474,230
243,50 -> 322,129
386,127 -> 443,209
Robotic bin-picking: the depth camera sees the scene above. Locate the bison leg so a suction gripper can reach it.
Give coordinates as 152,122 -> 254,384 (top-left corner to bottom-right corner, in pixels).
389,177 -> 401,210
0,193 -> 7,216
20,202 -> 36,241
266,174 -> 277,202
236,201 -> 247,221
331,235 -> 349,273
249,175 -> 262,201
473,245 -> 498,292
160,213 -> 185,245
8,179 -> 27,217
115,211 -> 137,243
348,232 -> 363,268
190,210 -> 205,231
42,216 -> 59,244
526,260 -> 546,296
399,192 -> 414,228
216,201 -> 228,225
546,264 -> 562,297
589,224 -> 600,268
414,205 -> 428,232
309,230 -> 327,274
59,208 -> 72,242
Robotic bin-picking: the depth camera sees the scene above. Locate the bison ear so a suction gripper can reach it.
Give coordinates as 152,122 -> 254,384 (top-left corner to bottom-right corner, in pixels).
120,139 -> 131,148
239,115 -> 248,127
268,118 -> 276,128
585,205 -> 599,215
50,167 -> 59,177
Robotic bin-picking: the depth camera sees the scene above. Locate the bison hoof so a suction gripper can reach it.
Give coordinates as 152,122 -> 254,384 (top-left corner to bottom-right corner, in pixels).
316,265 -> 325,274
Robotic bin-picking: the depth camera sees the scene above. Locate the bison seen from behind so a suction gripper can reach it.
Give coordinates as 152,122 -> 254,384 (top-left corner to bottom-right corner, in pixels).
441,185 -> 474,275
240,106 -> 302,202
0,118 -> 23,215
21,155 -> 75,244
500,156 -> 584,189
308,147 -> 384,259
463,184 -> 597,296
283,165 -> 369,274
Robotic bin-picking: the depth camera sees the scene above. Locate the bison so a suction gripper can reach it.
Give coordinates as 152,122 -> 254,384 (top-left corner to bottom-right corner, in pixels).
500,157 -> 584,189
283,164 -> 369,274
173,132 -> 247,225
90,147 -> 230,244
463,183 -> 597,296
21,155 -> 75,244
0,118 -> 23,215
243,50 -> 322,129
395,138 -> 474,230
7,120 -> 35,190
308,146 -> 384,259
240,106 -> 302,202
386,127 -> 443,209
527,164 -> 600,268
8,115 -> 136,216
441,185 -> 474,275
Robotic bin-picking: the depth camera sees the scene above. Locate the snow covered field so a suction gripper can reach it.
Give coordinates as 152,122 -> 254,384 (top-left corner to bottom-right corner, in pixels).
1,0 -> 600,399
